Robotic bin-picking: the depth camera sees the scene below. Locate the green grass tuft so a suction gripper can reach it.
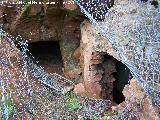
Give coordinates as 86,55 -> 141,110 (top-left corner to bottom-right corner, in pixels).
65,91 -> 81,111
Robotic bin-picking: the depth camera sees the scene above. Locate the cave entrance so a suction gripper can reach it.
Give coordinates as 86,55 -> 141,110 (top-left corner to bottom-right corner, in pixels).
113,60 -> 133,104
28,41 -> 63,74
101,54 -> 132,104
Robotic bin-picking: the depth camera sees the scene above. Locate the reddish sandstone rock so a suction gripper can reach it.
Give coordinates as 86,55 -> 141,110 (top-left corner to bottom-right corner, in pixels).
60,18 -> 83,80
64,70 -> 82,79
82,73 -> 103,98
89,73 -> 103,82
74,83 -> 86,95
111,79 -> 159,120
78,20 -> 119,99
74,47 -> 81,60
122,79 -> 145,103
90,53 -> 104,64
139,96 -> 159,120
84,81 -> 102,99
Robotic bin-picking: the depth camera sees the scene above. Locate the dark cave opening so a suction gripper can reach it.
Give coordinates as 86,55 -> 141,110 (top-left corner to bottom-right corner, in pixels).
113,61 -> 133,104
100,53 -> 133,104
28,41 -> 64,74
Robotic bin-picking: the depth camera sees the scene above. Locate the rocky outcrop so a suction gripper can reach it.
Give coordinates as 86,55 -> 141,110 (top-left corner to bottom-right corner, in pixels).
60,18 -> 82,80
1,3 -> 62,41
73,46 -> 81,60
0,0 -> 84,42
80,20 -> 120,61
1,1 -> 159,119
111,79 -> 159,120
0,0 -> 85,81
74,20 -> 118,99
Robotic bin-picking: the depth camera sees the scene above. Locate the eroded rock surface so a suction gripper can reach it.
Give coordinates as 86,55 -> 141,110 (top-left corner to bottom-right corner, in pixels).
0,0 -> 85,82
111,79 -> 159,120
0,0 -> 84,42
74,20 -> 118,99
60,18 -> 83,80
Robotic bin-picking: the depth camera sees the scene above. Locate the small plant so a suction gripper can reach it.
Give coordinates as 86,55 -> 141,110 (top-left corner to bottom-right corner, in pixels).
1,92 -> 19,120
93,116 -> 99,120
65,91 -> 81,111
1,93 -> 13,119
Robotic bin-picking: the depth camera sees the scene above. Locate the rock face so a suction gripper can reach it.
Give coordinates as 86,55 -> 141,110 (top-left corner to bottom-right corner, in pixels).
1,1 -> 119,99
111,79 -> 159,120
1,4 -> 56,41
74,20 -> 118,99
1,1 -> 159,119
0,0 -> 85,81
123,80 -> 159,120
60,18 -> 83,80
0,0 -> 83,42
73,47 -> 81,60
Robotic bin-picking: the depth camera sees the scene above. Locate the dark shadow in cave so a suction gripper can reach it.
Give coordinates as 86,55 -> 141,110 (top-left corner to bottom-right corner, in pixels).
113,61 -> 133,104
28,41 -> 64,74
100,54 -> 132,105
